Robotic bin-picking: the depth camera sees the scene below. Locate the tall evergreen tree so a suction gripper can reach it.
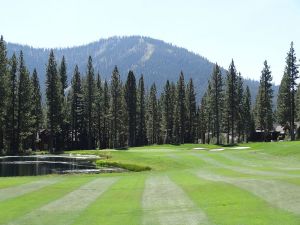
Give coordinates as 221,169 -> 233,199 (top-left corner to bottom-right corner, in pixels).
109,66 -> 127,148
236,73 -> 245,142
125,71 -> 137,147
277,43 -> 299,140
286,42 -> 299,140
243,86 -> 254,142
45,50 -> 63,153
59,56 -> 68,95
254,61 -> 273,140
146,83 -> 159,144
58,56 -> 68,150
162,80 -> 174,144
6,53 -> 18,154
205,83 -> 213,144
70,65 -> 84,149
198,92 -> 208,143
95,73 -> 103,148
296,83 -> 300,122
136,75 -> 147,146
83,56 -> 96,149
185,79 -> 196,143
0,36 -> 8,153
277,72 -> 291,128
16,51 -> 35,152
172,72 -> 186,144
31,69 -> 42,150
209,64 -> 223,144
224,60 -> 238,144
101,80 -> 110,149
157,96 -> 163,144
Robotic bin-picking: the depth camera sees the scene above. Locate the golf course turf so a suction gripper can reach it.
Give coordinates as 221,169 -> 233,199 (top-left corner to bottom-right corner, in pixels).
1,142 -> 300,225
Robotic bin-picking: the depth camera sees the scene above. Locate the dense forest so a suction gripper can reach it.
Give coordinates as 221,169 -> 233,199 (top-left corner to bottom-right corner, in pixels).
0,36 -> 299,155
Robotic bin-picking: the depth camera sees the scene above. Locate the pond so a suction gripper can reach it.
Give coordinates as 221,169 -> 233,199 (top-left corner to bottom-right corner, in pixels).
0,155 -> 100,177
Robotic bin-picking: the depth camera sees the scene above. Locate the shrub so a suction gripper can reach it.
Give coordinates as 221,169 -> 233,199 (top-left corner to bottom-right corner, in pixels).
96,160 -> 151,172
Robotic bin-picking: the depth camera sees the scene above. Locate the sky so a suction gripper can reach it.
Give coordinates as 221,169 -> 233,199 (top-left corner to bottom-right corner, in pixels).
1,0 -> 300,84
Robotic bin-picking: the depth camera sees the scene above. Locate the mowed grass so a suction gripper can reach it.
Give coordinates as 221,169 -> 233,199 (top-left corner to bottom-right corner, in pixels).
1,142 -> 300,224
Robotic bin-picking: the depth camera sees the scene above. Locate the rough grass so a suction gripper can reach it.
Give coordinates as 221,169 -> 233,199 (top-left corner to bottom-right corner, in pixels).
2,141 -> 300,224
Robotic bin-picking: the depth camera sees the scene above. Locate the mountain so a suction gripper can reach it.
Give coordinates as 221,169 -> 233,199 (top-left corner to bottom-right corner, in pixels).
6,36 -> 274,100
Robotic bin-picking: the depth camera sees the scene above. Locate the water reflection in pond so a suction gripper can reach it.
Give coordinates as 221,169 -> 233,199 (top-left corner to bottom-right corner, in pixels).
0,155 -> 99,177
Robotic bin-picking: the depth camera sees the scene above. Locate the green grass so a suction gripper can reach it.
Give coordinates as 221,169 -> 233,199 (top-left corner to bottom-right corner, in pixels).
170,171 -> 300,225
73,174 -> 145,225
0,175 -> 96,224
1,141 -> 300,224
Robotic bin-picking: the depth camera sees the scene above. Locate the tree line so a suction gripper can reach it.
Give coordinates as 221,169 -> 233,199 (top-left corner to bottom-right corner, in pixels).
0,36 -> 299,155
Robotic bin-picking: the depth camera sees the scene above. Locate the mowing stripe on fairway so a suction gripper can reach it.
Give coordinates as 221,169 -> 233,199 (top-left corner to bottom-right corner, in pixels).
196,171 -> 300,215
9,177 -> 118,225
0,177 -> 42,189
172,171 -> 300,225
220,152 -> 300,172
0,177 -> 62,202
0,176 -> 96,224
192,153 -> 300,178
73,174 -> 146,225
142,175 -> 210,225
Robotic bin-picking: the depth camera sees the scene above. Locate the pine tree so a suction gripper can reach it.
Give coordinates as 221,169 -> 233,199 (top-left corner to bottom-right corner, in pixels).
296,83 -> 300,122
185,79 -> 196,143
31,69 -> 42,150
101,80 -> 110,149
236,73 -> 245,142
286,42 -> 299,140
109,66 -> 127,148
0,36 -> 8,153
277,72 -> 291,129
125,71 -> 137,147
205,83 -> 213,144
59,56 -> 68,95
224,60 -> 238,144
16,51 -> 35,152
46,50 -> 63,153
136,75 -> 147,146
296,83 -> 300,137
157,96 -> 163,144
162,80 -> 174,144
58,56 -> 68,150
209,64 -> 223,144
243,86 -> 254,142
70,65 -> 84,149
95,73 -> 103,148
172,72 -> 186,144
6,53 -> 18,154
83,56 -> 96,149
254,61 -> 273,140
276,42 -> 299,140
198,92 -> 208,143
146,83 -> 159,144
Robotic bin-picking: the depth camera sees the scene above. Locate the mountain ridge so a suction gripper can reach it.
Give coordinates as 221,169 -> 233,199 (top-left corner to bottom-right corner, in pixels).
6,35 -> 273,100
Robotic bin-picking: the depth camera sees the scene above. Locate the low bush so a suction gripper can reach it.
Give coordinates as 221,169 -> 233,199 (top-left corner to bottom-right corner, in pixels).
96,160 -> 151,172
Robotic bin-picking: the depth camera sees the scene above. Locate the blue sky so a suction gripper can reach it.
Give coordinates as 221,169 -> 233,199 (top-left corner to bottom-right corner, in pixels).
1,0 -> 300,84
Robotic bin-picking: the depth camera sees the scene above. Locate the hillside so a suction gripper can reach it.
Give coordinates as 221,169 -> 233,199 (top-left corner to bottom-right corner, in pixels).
6,36 -> 273,99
